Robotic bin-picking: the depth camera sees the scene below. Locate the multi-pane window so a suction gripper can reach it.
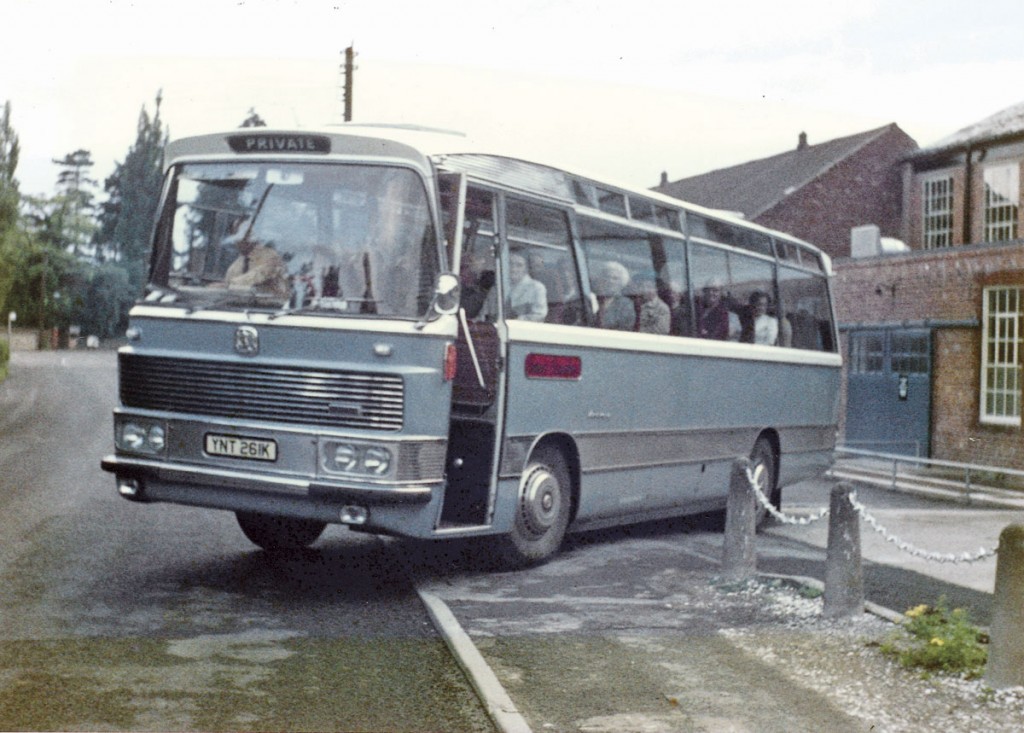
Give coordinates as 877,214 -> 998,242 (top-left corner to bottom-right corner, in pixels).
890,332 -> 930,374
922,176 -> 953,248
981,286 -> 1023,426
849,332 -> 884,374
983,165 -> 1019,243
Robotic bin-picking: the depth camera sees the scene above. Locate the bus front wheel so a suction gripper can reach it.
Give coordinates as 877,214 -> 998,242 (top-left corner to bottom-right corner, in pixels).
496,446 -> 571,568
236,511 -> 326,551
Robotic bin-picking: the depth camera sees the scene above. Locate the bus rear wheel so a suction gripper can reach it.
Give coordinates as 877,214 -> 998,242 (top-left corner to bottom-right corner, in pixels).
750,436 -> 779,528
236,511 -> 326,550
496,446 -> 571,568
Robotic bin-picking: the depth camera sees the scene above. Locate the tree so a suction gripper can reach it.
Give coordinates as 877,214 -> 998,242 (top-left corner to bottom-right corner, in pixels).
95,91 -> 168,290
13,194 -> 81,333
51,148 -> 98,257
0,100 -> 21,316
240,108 -> 267,127
0,100 -> 19,231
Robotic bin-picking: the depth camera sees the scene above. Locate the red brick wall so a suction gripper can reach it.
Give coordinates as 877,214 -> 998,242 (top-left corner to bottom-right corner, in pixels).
757,127 -> 917,260
835,243 -> 1024,467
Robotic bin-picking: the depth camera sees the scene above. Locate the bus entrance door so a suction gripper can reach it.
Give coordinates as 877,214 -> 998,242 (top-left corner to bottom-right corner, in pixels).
441,318 -> 501,527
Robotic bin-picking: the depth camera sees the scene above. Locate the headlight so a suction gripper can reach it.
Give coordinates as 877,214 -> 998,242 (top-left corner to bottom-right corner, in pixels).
332,443 -> 359,472
362,447 -> 391,476
148,425 -> 166,451
321,441 -> 393,478
121,422 -> 148,451
116,418 -> 168,455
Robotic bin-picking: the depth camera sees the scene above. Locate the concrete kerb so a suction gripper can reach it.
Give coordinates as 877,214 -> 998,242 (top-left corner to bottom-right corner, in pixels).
416,584 -> 533,733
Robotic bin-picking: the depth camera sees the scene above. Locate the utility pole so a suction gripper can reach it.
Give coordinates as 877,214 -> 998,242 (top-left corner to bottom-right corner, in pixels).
342,45 -> 355,122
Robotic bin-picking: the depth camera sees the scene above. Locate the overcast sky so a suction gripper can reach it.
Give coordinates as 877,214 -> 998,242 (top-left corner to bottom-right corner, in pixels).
4,0 -> 1024,198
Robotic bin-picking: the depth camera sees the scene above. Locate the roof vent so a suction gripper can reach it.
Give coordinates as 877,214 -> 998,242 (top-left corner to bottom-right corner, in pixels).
797,131 -> 808,150
850,224 -> 881,257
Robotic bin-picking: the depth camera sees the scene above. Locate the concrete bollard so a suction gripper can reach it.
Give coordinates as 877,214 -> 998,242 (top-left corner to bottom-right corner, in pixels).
823,482 -> 864,618
722,457 -> 756,581
986,524 -> 1024,688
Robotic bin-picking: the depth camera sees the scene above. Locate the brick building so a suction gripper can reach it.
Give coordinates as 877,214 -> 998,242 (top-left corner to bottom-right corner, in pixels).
837,102 -> 1024,467
653,124 -> 918,261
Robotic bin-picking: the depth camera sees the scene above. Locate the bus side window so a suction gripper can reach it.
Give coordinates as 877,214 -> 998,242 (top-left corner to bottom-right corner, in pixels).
778,266 -> 835,351
500,199 -> 579,324
579,217 -> 678,334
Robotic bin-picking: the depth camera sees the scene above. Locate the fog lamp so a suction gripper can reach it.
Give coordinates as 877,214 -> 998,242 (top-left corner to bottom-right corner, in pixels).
340,505 -> 369,525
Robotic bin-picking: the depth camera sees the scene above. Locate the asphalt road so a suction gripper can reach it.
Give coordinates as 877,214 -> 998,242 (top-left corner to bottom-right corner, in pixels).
0,350 -> 493,732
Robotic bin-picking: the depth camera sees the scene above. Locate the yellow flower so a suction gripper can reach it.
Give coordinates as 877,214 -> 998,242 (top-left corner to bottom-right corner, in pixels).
929,637 -> 945,646
905,604 -> 929,618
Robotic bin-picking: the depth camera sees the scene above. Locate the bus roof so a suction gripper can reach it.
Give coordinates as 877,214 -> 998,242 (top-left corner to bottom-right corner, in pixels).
163,123 -> 832,273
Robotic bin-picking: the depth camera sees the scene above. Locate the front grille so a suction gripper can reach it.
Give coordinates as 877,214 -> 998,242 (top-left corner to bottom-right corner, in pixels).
120,354 -> 404,430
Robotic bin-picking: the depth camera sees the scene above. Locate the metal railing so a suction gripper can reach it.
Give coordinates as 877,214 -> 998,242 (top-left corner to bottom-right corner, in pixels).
833,445 -> 1024,502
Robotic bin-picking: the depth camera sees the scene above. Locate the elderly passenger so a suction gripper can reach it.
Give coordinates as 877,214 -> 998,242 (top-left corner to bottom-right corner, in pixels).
594,261 -> 636,331
637,274 -> 670,335
481,251 -> 547,322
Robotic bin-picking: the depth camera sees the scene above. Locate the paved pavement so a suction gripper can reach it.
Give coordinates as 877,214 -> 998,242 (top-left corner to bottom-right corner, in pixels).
416,477 -> 1024,732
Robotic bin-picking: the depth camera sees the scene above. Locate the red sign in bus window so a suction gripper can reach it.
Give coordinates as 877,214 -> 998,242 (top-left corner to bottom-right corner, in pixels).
525,353 -> 582,380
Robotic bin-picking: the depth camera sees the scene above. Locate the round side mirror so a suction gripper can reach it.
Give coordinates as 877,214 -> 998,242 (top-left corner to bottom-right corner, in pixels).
433,273 -> 461,315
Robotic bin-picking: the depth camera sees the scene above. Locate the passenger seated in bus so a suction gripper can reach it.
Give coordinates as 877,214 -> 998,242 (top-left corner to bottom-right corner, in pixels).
637,273 -> 670,334
695,278 -> 730,339
593,261 -> 636,331
481,252 -> 547,321
459,251 -> 494,318
788,298 -> 823,350
740,290 -> 779,345
220,216 -> 289,298
668,283 -> 692,336
728,310 -> 742,341
532,254 -> 582,325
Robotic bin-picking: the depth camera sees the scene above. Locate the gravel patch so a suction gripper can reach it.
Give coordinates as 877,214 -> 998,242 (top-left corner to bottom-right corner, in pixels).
717,578 -> 1024,733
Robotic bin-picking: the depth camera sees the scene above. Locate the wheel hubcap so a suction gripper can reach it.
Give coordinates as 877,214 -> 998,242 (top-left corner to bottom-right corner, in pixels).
519,467 -> 561,538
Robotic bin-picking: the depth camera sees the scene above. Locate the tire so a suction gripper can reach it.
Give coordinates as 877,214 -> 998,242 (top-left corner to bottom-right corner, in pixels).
236,511 -> 326,550
494,446 -> 572,568
749,436 -> 779,529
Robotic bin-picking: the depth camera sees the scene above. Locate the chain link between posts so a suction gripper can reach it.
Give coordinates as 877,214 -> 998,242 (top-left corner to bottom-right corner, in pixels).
743,465 -> 998,564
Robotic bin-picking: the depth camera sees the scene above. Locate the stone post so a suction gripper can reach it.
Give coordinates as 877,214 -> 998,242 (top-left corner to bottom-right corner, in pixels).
722,457 -> 756,580
823,482 -> 864,618
986,524 -> 1024,688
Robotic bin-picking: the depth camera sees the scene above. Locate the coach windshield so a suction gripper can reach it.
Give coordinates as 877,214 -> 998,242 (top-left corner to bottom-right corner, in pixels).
148,162 -> 439,318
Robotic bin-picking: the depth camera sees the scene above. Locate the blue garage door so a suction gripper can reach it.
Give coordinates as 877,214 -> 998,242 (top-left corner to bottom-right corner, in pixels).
845,329 -> 931,457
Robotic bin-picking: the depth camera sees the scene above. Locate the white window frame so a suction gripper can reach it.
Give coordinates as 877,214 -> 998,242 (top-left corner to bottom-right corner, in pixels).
983,164 -> 1019,243
922,175 -> 954,249
980,285 -> 1022,426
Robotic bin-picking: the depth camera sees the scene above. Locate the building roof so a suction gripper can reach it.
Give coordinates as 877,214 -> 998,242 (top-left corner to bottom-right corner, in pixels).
653,124 -> 903,219
914,100 -> 1024,156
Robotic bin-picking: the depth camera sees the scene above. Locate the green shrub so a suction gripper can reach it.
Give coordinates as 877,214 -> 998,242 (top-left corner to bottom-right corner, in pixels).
880,597 -> 988,678
0,338 -> 8,382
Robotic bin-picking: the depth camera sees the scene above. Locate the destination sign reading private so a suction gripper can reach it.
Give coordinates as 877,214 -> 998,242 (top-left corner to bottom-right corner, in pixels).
227,134 -> 331,154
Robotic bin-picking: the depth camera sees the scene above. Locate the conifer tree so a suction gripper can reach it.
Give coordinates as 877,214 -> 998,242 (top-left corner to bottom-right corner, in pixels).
96,91 -> 168,287
0,101 -> 21,316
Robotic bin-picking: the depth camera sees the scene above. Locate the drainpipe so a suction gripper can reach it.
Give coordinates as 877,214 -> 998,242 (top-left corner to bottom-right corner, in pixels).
964,144 -> 973,245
